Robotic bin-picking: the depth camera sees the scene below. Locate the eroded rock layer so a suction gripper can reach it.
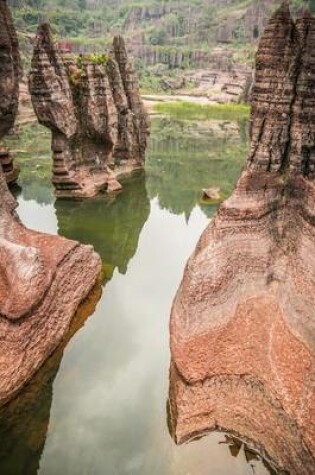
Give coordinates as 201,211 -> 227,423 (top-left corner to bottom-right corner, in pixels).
29,24 -> 150,198
0,0 -> 20,184
0,283 -> 101,473
169,4 -> 315,474
0,0 -> 101,406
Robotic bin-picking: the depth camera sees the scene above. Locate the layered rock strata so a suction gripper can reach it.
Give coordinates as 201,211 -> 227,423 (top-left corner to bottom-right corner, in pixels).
29,24 -> 150,198
0,284 -> 101,474
169,4 -> 315,475
0,146 -> 19,185
0,0 -> 102,406
0,0 -> 20,184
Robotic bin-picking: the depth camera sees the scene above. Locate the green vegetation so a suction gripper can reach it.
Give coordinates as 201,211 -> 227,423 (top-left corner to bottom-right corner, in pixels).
9,0 -> 315,50
87,53 -> 108,65
146,117 -> 249,219
154,102 -> 250,121
8,0 -> 315,93
3,122 -> 53,204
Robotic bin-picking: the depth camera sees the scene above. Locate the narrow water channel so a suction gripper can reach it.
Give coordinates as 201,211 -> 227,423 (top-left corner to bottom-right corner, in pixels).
0,118 -> 275,475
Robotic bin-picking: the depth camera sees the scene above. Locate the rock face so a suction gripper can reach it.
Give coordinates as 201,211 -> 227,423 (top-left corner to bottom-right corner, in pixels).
0,284 -> 101,474
29,24 -> 150,198
0,0 -> 20,184
169,4 -> 315,475
0,0 -> 101,406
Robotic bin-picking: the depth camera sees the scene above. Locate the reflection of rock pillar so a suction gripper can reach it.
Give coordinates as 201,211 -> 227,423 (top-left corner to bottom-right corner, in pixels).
55,171 -> 150,282
169,5 -> 315,475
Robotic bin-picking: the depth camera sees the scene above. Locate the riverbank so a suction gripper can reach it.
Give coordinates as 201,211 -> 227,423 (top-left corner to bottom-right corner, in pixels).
17,88 -> 250,127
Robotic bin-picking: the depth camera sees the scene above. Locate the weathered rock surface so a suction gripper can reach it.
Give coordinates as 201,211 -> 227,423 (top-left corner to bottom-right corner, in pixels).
169,4 -> 315,474
0,0 -> 20,184
0,0 -> 102,406
0,283 -> 101,474
29,24 -> 150,198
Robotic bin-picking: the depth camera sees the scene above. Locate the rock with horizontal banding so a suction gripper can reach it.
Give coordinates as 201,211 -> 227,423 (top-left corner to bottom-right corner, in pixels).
169,4 -> 315,474
29,25 -> 150,198
0,0 -> 102,407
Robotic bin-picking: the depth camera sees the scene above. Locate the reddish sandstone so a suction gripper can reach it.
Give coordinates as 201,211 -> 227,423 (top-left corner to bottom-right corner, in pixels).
0,0 -> 101,406
169,4 -> 315,474
29,24 -> 150,198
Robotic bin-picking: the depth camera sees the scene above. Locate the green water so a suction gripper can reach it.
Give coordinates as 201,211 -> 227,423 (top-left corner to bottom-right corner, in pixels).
0,118 -> 274,475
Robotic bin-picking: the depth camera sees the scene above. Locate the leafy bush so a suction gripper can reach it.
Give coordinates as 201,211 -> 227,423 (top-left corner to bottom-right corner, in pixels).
87,53 -> 108,65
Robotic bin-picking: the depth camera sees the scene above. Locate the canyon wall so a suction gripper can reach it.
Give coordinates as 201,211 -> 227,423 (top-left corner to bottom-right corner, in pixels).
169,4 -> 315,474
29,25 -> 150,198
0,0 -> 101,406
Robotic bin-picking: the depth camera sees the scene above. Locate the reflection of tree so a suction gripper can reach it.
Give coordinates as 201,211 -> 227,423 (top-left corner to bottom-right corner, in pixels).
0,284 -> 101,475
55,172 -> 150,282
3,123 -> 54,205
146,118 -> 249,220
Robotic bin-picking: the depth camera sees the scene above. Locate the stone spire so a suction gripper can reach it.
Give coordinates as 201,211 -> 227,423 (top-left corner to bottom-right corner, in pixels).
29,25 -> 150,198
248,2 -> 315,176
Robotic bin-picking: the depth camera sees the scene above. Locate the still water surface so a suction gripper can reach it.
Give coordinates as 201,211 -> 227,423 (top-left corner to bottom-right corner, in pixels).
0,118 -> 273,475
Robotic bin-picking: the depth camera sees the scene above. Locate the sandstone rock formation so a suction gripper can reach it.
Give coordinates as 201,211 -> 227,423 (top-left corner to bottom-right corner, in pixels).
0,146 -> 19,185
0,283 -> 101,475
0,0 -> 101,406
169,4 -> 315,474
0,0 -> 20,184
29,24 -> 150,198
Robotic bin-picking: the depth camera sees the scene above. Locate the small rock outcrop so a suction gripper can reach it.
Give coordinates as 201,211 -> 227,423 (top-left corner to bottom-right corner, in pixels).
0,0 -> 101,406
29,24 -> 150,198
169,4 -> 315,474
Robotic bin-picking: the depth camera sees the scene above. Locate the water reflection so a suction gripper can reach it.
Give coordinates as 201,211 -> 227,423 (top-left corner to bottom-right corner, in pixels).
55,171 -> 150,282
3,124 -> 53,205
4,118 -> 249,219
146,118 -> 249,219
0,116 -> 262,475
0,284 -> 101,475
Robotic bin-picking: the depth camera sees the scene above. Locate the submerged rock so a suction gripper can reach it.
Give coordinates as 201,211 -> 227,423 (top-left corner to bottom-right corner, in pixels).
0,1 -> 101,407
169,4 -> 315,474
201,186 -> 221,201
29,24 -> 150,198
